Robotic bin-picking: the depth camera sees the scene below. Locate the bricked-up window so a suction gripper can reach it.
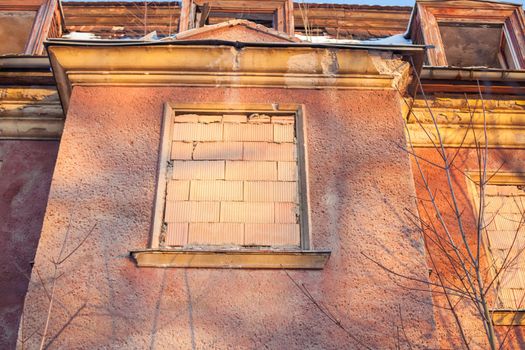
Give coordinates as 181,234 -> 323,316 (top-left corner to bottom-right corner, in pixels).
481,184 -> 525,309
151,106 -> 309,250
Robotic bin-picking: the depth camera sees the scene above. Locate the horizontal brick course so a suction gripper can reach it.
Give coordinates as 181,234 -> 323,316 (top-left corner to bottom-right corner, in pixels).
196,115 -> 222,124
271,115 -> 295,124
248,114 -> 271,123
223,114 -> 247,123
172,123 -> 222,142
225,161 -> 277,181
190,180 -> 243,201
244,224 -> 300,246
243,142 -> 296,161
193,142 -> 243,160
172,161 -> 225,180
166,180 -> 190,201
165,223 -> 188,246
188,223 -> 244,245
221,202 -> 274,223
274,124 -> 295,143
165,201 -> 219,222
174,114 -> 222,123
244,181 -> 297,202
275,202 -> 298,224
173,114 -> 200,123
171,142 -> 194,160
224,123 -> 273,142
278,161 -> 297,181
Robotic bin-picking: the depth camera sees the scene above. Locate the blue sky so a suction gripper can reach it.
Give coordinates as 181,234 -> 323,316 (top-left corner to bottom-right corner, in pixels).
62,0 -> 416,4
63,0 -> 524,6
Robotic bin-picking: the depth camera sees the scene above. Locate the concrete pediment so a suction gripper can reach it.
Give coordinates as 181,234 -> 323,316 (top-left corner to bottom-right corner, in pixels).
175,20 -> 300,43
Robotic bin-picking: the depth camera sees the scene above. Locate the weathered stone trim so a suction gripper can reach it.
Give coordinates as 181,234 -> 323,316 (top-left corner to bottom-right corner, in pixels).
46,44 -> 414,112
130,249 -> 331,269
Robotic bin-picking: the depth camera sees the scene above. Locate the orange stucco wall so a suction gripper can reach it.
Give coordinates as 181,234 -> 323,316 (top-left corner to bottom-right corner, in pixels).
413,147 -> 525,349
20,86 -> 437,349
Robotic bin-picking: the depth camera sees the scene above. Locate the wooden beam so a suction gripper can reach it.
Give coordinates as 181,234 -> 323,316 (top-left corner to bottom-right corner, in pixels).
179,0 -> 191,32
25,0 -> 60,55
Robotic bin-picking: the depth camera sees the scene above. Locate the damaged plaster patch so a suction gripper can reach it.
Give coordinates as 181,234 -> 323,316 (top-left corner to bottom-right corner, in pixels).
370,51 -> 411,92
320,49 -> 340,76
286,52 -> 319,73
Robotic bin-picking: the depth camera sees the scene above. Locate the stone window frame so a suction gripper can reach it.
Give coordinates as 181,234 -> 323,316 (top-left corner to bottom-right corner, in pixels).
467,172 -> 525,326
130,103 -> 330,269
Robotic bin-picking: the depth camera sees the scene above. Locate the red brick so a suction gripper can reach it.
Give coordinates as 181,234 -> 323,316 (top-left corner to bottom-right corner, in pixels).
278,161 -> 297,181
172,123 -> 222,141
193,142 -> 243,160
244,181 -> 297,202
171,142 -> 194,160
172,161 -> 224,180
274,124 -> 295,143
190,180 -> 243,201
166,180 -> 190,200
165,223 -> 188,246
164,201 -> 219,222
220,202 -> 274,223
188,223 -> 244,245
244,224 -> 300,246
224,123 -> 273,142
275,202 -> 298,224
225,161 -> 277,180
243,142 -> 296,161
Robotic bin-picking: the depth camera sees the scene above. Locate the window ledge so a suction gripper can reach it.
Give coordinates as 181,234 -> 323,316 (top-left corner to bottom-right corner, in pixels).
492,310 -> 525,326
130,249 -> 331,269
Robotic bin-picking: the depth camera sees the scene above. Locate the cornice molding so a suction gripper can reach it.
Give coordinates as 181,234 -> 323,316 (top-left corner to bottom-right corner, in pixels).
405,95 -> 525,148
0,87 -> 64,140
46,43 -> 414,113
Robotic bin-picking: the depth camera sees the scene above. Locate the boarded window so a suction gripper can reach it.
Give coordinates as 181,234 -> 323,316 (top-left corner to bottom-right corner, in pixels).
482,185 -> 525,309
157,109 -> 307,249
0,11 -> 36,55
438,23 -> 505,68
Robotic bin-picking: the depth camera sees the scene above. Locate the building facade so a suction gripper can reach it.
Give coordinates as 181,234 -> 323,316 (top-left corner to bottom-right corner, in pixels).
0,0 -> 524,349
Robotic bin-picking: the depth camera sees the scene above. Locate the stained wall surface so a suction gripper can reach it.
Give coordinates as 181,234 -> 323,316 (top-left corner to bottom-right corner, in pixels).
0,11 -> 35,55
20,86 -> 436,349
413,147 -> 525,349
0,140 -> 59,349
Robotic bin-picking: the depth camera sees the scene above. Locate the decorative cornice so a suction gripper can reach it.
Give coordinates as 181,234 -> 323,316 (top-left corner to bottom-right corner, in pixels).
0,87 -> 64,140
46,42 -> 421,113
405,95 -> 525,148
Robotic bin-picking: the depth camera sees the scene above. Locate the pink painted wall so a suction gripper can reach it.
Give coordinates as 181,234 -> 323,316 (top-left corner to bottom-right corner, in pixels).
0,140 -> 58,349
20,86 -> 436,349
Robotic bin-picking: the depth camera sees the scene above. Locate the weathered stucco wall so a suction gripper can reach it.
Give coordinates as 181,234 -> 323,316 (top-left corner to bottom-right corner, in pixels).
0,140 -> 58,349
20,86 -> 436,349
413,148 -> 525,349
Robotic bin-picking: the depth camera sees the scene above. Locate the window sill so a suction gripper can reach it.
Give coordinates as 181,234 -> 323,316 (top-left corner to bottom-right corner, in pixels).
130,248 -> 331,269
492,310 -> 525,326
